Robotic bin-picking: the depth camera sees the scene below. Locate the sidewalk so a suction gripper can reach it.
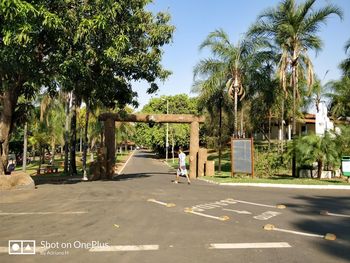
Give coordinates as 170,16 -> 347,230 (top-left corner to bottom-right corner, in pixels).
198,178 -> 350,190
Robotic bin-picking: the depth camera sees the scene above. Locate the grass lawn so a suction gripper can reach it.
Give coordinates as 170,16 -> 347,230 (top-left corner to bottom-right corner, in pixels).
167,148 -> 350,185
202,174 -> 350,185
14,150 -> 133,178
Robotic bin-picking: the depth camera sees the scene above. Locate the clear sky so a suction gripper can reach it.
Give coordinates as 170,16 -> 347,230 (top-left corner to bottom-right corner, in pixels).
132,0 -> 350,110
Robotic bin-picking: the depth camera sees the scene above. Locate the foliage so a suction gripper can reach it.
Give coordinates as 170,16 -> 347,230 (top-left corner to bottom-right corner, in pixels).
134,94 -> 198,153
340,39 -> 350,77
327,77 -> 350,118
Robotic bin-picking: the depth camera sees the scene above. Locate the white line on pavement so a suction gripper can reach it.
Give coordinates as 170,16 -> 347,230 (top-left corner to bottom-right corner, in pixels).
209,242 -> 291,249
89,245 -> 159,252
233,199 -> 279,209
321,210 -> 350,218
185,208 -> 229,221
263,224 -> 336,240
117,150 -> 135,175
222,208 -> 252,215
272,227 -> 324,238
147,199 -> 175,207
0,211 -> 87,216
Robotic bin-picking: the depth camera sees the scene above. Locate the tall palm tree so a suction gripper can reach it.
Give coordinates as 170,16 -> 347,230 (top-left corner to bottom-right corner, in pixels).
340,39 -> 350,77
249,0 -> 342,176
327,76 -> 350,118
193,29 -> 242,173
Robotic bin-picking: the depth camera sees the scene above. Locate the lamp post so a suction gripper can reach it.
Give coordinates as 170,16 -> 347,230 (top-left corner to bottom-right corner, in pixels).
166,99 -> 169,162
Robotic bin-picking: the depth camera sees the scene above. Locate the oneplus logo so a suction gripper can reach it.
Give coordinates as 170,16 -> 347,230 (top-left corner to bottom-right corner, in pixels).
8,240 -> 36,255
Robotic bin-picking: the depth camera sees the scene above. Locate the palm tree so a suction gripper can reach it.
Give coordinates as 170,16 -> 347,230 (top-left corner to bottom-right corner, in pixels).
193,30 -> 233,173
248,0 -> 343,176
327,76 -> 350,118
340,39 -> 350,77
295,132 -> 338,178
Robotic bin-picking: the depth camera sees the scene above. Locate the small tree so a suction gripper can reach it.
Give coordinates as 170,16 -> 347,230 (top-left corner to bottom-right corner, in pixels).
294,133 -> 338,178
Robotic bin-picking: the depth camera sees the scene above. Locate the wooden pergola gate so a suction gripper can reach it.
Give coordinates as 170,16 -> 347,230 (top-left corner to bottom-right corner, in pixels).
99,113 -> 205,179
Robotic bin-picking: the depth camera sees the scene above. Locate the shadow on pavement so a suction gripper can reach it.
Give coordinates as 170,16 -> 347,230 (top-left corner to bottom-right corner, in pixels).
285,195 -> 350,262
132,151 -> 160,159
112,172 -> 172,181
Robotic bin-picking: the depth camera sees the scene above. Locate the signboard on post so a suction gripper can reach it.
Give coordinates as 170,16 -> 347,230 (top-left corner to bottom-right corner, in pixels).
231,138 -> 254,177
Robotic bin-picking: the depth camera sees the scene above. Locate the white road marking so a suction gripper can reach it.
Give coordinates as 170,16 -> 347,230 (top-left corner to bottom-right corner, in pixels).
147,199 -> 175,207
264,224 -> 335,239
320,210 -> 350,218
0,211 -> 87,216
272,227 -> 324,238
253,211 -> 281,220
233,199 -> 282,209
191,199 -> 237,212
222,208 -> 252,215
89,245 -> 159,252
209,242 -> 291,249
184,208 -> 229,221
116,150 -> 135,175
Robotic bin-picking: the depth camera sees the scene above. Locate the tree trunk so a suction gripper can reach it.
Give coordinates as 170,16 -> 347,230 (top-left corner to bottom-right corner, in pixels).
317,159 -> 323,179
82,103 -> 90,178
64,94 -> 71,173
292,49 -> 299,178
80,128 -> 83,153
280,99 -> 285,153
218,101 -> 222,174
51,139 -> 56,164
22,122 -> 28,171
241,109 -> 244,138
234,84 -> 238,138
268,109 -> 272,149
0,88 -> 19,175
38,146 -> 42,172
69,93 -> 77,175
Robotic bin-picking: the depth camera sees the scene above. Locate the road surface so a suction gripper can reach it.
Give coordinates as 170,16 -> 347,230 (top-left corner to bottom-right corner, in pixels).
0,150 -> 349,263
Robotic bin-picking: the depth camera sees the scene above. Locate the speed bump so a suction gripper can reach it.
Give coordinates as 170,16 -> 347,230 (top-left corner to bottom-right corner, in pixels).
276,204 -> 286,209
263,224 -> 275,230
324,233 -> 337,241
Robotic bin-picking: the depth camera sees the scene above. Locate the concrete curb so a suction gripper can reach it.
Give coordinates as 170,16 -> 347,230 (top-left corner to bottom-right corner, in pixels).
198,178 -> 350,190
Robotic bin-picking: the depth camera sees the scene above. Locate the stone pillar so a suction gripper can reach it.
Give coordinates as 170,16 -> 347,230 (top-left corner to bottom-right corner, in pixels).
104,118 -> 115,179
189,121 -> 199,179
198,148 -> 207,177
206,160 -> 215,176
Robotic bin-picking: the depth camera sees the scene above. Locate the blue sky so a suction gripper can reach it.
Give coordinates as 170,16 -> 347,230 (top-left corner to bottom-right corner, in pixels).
133,0 -> 350,110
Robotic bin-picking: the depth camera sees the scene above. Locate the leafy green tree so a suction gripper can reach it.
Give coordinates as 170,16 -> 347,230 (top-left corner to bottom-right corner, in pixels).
134,95 -> 197,154
294,132 -> 338,178
340,39 -> 350,77
0,0 -> 62,174
327,77 -> 350,118
55,0 -> 174,175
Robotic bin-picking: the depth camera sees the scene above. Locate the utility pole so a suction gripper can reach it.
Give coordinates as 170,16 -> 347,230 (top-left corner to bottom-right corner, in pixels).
166,99 -> 169,162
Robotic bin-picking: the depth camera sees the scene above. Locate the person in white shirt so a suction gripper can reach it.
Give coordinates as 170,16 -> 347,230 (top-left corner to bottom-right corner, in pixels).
175,146 -> 191,184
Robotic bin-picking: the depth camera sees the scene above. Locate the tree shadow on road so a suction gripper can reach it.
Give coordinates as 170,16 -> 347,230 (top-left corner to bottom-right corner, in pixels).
112,172 -> 173,181
285,195 -> 350,262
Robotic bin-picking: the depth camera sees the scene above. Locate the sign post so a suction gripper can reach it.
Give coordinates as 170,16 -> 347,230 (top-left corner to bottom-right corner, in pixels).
341,156 -> 350,182
231,138 -> 254,178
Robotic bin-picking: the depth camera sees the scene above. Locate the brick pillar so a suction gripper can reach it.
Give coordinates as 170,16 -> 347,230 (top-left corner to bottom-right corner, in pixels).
189,121 -> 199,179
104,118 -> 115,179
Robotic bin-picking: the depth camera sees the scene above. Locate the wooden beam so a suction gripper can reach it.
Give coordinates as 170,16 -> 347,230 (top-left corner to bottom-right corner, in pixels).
99,113 -> 205,123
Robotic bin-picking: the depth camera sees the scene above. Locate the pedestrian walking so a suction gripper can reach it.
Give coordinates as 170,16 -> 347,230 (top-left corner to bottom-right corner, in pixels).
175,146 -> 191,184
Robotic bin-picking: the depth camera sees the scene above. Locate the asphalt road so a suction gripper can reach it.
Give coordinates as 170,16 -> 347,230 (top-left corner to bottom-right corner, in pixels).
0,150 -> 349,263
